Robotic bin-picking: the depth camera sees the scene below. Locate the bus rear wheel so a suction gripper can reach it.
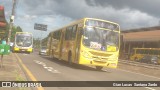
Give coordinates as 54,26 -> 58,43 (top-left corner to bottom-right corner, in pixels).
96,66 -> 103,70
50,50 -> 54,59
68,53 -> 72,65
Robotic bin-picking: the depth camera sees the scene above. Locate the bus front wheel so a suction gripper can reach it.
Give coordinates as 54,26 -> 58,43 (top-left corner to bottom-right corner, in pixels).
96,66 -> 103,70
27,52 -> 30,54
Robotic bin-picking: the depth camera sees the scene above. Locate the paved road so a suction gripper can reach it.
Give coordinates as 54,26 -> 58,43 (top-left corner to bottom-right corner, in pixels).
15,52 -> 160,90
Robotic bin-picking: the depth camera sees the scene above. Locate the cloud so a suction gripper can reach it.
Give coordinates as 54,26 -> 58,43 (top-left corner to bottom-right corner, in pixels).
1,0 -> 160,38
116,8 -> 158,29
85,0 -> 160,18
20,0 -> 58,16
15,0 -> 159,30
23,15 -> 37,20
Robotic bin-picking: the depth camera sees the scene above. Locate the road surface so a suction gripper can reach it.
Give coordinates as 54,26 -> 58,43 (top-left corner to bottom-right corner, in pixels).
15,52 -> 160,90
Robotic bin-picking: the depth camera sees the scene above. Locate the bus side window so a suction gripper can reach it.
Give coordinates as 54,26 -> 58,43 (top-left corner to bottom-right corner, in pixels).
72,25 -> 77,40
53,32 -> 56,39
65,27 -> 72,40
65,28 -> 69,40
65,26 -> 77,40
136,49 -> 140,54
65,29 -> 67,40
154,50 -> 158,55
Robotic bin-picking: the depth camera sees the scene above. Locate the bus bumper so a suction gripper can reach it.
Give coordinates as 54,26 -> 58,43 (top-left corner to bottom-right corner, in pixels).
79,56 -> 118,68
27,48 -> 32,52
14,47 -> 32,53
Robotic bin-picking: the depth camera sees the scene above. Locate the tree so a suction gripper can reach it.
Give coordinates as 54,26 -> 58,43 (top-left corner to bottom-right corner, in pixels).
0,6 -> 24,42
33,38 -> 40,49
0,23 -> 23,42
42,36 -> 48,46
10,26 -> 23,42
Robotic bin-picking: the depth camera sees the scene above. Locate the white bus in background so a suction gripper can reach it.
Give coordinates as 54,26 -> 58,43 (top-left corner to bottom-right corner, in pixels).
13,32 -> 33,53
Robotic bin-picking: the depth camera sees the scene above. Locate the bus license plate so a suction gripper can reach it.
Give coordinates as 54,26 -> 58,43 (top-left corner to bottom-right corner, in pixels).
21,49 -> 25,51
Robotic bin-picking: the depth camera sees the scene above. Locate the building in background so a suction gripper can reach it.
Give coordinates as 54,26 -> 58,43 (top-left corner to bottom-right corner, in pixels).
0,5 -> 7,41
121,26 -> 160,59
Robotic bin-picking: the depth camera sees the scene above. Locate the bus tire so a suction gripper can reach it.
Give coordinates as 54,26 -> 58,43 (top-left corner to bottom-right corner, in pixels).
51,50 -> 54,59
68,52 -> 72,65
96,66 -> 103,70
134,57 -> 138,61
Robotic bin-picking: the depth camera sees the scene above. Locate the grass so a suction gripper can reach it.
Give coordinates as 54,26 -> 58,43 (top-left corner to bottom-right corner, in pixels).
15,70 -> 30,90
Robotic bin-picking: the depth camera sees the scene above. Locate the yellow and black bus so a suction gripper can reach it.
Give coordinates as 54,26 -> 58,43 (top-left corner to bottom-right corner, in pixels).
13,32 -> 33,53
47,18 -> 120,70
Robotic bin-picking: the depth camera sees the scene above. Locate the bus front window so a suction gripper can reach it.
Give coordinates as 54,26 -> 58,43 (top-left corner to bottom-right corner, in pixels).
16,34 -> 32,47
83,27 -> 119,51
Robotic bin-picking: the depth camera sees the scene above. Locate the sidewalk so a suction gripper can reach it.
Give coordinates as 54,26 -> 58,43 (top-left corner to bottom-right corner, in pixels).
0,53 -> 31,90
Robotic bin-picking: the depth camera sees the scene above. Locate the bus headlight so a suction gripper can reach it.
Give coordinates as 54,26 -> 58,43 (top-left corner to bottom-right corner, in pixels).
27,48 -> 32,52
82,51 -> 92,59
14,47 -> 19,51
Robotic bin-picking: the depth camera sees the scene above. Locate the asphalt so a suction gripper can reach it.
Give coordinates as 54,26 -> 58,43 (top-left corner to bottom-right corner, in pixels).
0,51 -> 160,90
13,52 -> 160,90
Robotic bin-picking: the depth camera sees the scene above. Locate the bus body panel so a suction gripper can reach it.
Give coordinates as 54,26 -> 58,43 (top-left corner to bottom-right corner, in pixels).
46,35 -> 52,56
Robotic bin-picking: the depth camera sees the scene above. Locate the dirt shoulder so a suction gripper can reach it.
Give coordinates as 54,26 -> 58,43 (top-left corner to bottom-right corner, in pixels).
0,53 -> 31,90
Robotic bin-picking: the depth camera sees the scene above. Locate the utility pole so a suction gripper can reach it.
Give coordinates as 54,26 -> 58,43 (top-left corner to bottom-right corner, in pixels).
8,0 -> 16,44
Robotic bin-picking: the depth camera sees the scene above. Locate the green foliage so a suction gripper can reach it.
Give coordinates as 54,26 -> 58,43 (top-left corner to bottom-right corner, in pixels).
42,36 -> 48,46
33,38 -> 40,49
0,22 -> 23,42
33,36 -> 48,49
0,14 -> 23,42
11,26 -> 23,41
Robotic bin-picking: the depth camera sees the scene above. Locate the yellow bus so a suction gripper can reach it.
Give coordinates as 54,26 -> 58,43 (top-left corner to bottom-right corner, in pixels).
47,18 -> 120,70
130,48 -> 160,61
13,32 -> 33,53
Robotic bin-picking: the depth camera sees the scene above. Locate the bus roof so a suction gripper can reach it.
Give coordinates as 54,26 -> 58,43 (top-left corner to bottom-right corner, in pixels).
49,18 -> 119,34
85,18 -> 119,25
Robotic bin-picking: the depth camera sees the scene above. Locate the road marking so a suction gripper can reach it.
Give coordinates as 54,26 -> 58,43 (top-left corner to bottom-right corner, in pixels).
145,87 -> 156,90
116,68 -> 160,80
23,53 -> 28,56
15,53 -> 44,90
103,70 -> 108,72
34,60 -> 60,73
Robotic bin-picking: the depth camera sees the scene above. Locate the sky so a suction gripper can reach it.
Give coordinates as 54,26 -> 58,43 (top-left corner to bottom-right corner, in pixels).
0,0 -> 160,39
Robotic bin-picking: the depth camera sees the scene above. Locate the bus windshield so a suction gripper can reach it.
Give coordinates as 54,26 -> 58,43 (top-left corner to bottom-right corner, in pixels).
16,34 -> 32,47
83,27 -> 119,51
